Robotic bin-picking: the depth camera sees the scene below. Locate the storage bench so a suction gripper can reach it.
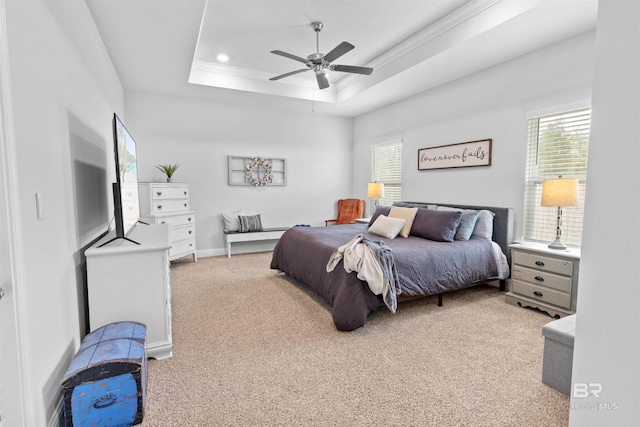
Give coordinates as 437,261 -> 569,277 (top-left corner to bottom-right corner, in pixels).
61,321 -> 148,427
224,227 -> 288,257
541,314 -> 576,395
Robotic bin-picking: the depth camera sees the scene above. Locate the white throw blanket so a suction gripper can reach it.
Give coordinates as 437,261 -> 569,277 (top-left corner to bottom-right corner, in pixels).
326,234 -> 400,313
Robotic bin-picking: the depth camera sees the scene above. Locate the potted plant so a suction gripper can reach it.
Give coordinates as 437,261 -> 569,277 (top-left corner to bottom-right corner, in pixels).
156,163 -> 180,182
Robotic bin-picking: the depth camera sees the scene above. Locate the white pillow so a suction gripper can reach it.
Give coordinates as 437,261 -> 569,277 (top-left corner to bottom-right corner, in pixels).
472,210 -> 495,240
368,214 -> 406,239
222,210 -> 245,232
388,206 -> 418,238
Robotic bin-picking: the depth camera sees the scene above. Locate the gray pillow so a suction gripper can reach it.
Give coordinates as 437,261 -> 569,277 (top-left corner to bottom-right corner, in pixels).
436,206 -> 480,241
368,206 -> 391,227
238,214 -> 263,232
410,209 -> 462,242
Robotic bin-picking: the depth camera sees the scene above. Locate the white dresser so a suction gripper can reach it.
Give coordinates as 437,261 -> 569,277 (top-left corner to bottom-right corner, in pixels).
85,223 -> 172,359
138,182 -> 197,262
505,242 -> 580,318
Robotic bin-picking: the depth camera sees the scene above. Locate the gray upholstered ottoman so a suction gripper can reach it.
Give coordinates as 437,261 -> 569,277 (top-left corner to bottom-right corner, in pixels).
541,314 -> 576,395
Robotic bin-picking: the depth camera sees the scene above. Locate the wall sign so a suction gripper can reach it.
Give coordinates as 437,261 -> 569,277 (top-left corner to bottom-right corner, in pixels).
418,139 -> 492,170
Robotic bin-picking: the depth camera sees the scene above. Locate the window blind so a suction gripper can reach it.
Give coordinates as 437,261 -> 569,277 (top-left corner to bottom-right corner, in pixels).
370,140 -> 403,215
523,108 -> 590,246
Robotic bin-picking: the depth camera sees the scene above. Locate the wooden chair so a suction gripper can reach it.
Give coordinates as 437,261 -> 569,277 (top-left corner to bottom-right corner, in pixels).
325,199 -> 365,226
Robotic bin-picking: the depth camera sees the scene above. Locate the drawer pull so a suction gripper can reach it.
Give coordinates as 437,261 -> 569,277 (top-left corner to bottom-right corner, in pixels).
188,230 -> 192,234
161,221 -> 166,224
535,276 -> 544,282
533,291 -> 543,297
184,203 -> 188,207
535,261 -> 545,266
157,205 -> 163,210
94,392 -> 117,409
156,191 -> 162,196
188,217 -> 192,222
189,243 -> 193,247
184,191 -> 187,195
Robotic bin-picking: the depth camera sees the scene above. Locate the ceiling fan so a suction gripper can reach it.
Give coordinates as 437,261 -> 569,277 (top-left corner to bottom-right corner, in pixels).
269,21 -> 374,90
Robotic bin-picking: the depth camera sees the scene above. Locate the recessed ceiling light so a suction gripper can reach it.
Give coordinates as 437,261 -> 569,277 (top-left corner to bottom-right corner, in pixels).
217,54 -> 229,63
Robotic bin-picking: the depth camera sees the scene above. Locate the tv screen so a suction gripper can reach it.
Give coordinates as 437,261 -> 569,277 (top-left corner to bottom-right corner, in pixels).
112,113 -> 140,238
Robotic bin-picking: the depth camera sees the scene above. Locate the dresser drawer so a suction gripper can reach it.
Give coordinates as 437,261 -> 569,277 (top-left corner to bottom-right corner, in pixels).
155,212 -> 195,227
170,238 -> 195,258
151,186 -> 189,200
512,279 -> 571,309
169,225 -> 195,242
512,265 -> 572,293
152,199 -> 190,214
513,251 -> 573,276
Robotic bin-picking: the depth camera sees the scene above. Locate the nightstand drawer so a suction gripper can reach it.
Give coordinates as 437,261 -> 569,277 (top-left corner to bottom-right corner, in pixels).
512,266 -> 572,293
513,251 -> 573,276
512,280 -> 571,309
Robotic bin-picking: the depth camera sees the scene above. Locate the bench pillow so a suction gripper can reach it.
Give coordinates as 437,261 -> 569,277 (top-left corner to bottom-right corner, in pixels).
238,214 -> 263,233
222,210 -> 245,232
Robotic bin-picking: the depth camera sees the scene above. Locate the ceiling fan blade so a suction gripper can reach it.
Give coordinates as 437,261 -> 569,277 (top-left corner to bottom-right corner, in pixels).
316,72 -> 329,90
271,50 -> 311,65
331,65 -> 374,75
323,42 -> 354,63
269,69 -> 310,81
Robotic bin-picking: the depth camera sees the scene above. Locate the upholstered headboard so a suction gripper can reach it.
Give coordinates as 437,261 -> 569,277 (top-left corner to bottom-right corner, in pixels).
393,201 -> 514,265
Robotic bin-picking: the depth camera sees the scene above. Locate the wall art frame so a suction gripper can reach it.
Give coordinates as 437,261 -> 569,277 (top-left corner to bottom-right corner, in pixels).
228,155 -> 287,186
418,139 -> 492,171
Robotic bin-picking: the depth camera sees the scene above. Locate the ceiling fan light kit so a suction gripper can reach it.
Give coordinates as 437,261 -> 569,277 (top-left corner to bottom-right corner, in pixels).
270,21 -> 374,90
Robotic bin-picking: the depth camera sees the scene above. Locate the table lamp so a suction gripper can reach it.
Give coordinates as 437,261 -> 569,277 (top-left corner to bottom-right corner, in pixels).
367,182 -> 384,212
541,176 -> 578,250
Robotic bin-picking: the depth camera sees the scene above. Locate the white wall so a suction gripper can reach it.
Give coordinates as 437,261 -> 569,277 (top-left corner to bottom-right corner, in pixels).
124,91 -> 354,256
570,0 -> 640,425
353,30 -> 596,241
5,0 -> 124,424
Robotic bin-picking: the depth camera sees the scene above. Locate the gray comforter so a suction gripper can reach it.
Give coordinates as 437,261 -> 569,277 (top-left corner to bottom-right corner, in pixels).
270,224 -> 509,331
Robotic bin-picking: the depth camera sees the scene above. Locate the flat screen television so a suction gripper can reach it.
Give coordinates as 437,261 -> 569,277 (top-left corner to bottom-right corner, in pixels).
99,113 -> 141,247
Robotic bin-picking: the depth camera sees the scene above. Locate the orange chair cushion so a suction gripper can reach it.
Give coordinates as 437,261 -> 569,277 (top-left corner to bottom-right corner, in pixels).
337,199 -> 364,224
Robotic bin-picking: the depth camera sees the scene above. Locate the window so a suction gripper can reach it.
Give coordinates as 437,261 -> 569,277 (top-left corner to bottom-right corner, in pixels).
523,108 -> 590,246
369,140 -> 402,215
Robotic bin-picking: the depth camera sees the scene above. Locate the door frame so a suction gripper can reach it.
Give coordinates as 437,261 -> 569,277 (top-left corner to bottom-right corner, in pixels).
0,0 -> 31,425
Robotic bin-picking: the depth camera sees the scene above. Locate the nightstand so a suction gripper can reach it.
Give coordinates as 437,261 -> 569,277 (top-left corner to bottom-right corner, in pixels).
505,242 -> 580,318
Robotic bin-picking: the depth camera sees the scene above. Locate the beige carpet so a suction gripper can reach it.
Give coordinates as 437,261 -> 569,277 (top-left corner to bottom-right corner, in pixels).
140,252 -> 569,427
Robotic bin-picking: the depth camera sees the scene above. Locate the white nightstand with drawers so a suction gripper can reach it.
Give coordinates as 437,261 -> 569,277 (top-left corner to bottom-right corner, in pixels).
505,242 -> 580,318
138,182 -> 197,262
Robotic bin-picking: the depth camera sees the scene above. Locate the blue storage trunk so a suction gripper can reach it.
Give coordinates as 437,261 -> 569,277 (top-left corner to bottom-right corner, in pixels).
61,321 -> 148,427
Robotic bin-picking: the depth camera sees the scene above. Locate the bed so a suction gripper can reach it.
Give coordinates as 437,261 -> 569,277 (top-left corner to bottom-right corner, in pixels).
270,202 -> 513,331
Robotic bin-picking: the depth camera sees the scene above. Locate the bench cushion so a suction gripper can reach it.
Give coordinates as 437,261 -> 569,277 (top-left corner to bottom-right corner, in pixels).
542,314 -> 576,347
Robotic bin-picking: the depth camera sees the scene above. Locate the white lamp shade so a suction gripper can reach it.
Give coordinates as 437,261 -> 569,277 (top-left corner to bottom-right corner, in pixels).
367,182 -> 384,198
541,177 -> 579,207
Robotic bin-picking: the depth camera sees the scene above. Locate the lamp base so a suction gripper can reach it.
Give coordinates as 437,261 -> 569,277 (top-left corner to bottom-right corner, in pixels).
547,237 -> 568,250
